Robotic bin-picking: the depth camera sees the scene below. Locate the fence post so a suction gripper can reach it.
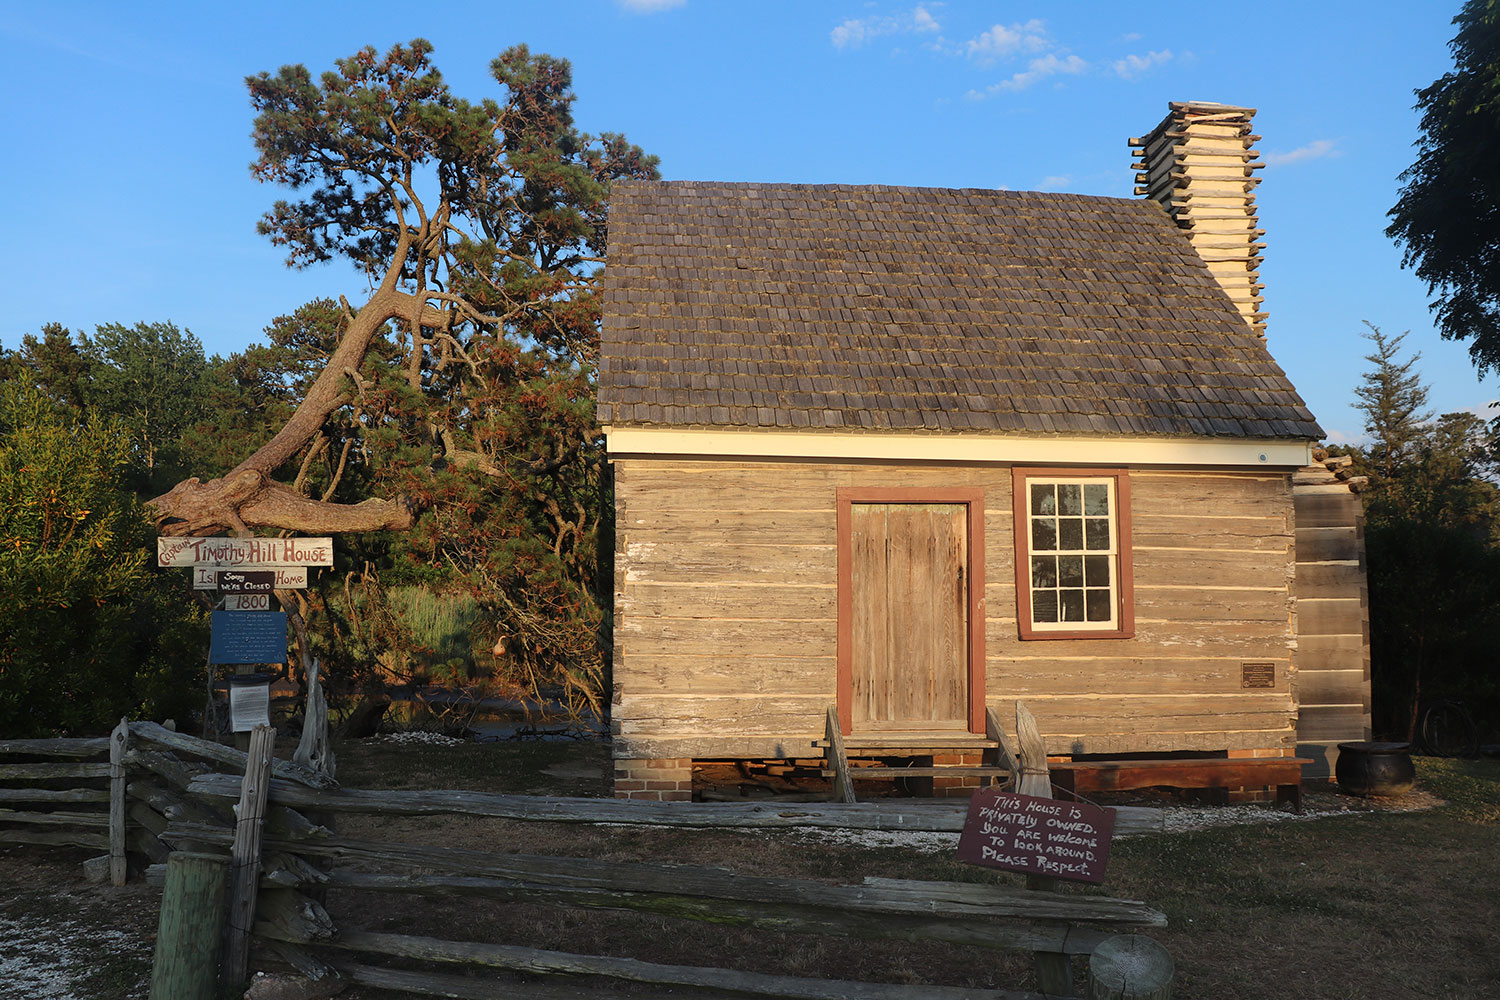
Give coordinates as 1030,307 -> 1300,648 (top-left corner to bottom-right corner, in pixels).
149,851 -> 228,1000
1014,701 -> 1072,997
1089,934 -> 1174,1000
108,717 -> 129,885
222,723 -> 275,987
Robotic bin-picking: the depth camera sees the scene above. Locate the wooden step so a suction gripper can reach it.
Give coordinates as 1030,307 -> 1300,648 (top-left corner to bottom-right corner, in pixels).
813,734 -> 1000,752
820,766 -> 1011,779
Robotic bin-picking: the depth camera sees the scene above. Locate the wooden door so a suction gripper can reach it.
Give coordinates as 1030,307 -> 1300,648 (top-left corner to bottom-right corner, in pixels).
849,503 -> 969,730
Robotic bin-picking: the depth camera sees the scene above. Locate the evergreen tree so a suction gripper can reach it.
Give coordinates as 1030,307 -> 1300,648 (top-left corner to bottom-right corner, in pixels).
1337,324 -> 1500,740
82,321 -> 211,492
1387,0 -> 1500,369
1352,323 -> 1431,488
146,42 -> 659,717
8,324 -> 96,410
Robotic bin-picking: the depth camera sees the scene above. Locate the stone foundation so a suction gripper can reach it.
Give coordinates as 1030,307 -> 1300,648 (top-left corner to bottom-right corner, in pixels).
614,757 -> 694,801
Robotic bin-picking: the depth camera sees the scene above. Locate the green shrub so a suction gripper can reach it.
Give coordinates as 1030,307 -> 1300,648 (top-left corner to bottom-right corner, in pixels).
0,377 -> 204,735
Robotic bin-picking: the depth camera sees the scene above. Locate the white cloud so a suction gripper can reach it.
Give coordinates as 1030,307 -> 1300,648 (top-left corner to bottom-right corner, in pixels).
1112,49 -> 1173,79
832,6 -> 941,50
1322,429 -> 1366,447
1263,139 -> 1341,167
965,19 -> 1048,63
1039,175 -> 1072,191
959,19 -> 1087,96
1121,32 -> 1143,42
994,52 -> 1088,92
617,0 -> 686,11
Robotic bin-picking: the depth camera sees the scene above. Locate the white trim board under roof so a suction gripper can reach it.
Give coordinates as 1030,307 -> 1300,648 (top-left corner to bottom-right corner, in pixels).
603,426 -> 1314,468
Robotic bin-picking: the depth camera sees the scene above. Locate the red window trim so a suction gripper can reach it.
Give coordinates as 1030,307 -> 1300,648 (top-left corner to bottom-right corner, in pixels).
1011,468 -> 1135,641
836,487 -> 987,735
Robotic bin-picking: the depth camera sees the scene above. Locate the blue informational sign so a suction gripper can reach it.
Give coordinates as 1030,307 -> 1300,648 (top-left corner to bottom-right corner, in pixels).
209,610 -> 288,664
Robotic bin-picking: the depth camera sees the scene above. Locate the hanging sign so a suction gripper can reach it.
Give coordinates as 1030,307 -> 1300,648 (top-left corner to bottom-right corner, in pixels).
194,566 -> 308,590
957,788 -> 1115,884
224,594 -> 272,612
208,611 -> 288,664
228,673 -> 272,732
215,570 -> 275,594
158,536 -> 333,568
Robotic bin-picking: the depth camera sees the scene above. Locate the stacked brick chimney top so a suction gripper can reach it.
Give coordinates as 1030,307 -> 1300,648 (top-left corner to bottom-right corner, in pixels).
1130,101 -> 1267,338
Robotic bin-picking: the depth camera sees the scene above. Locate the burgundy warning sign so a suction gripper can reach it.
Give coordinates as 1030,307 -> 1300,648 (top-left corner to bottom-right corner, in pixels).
957,788 -> 1115,884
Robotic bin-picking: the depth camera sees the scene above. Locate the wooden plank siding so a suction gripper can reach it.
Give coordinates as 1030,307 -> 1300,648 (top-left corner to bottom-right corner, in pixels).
1291,475 -> 1373,777
991,469 -> 1296,754
612,460 -> 1300,761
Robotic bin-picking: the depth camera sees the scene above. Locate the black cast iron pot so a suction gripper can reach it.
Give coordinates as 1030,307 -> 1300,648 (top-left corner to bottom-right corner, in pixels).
1335,741 -> 1415,796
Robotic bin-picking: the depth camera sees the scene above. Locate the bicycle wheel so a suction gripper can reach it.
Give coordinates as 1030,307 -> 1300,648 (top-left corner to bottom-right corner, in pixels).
1419,700 -> 1479,758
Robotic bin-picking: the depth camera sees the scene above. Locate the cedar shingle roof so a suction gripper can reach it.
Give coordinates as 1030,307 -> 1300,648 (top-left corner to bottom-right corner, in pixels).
598,181 -> 1323,439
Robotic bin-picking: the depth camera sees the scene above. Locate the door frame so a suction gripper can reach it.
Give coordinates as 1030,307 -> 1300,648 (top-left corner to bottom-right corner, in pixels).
836,487 -> 986,736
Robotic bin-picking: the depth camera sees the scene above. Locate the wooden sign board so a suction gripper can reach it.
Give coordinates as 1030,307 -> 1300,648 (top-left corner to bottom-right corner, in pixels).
224,594 -> 271,612
209,611 -> 288,665
158,536 -> 333,568
215,570 -> 275,594
957,789 -> 1115,884
193,566 -> 308,591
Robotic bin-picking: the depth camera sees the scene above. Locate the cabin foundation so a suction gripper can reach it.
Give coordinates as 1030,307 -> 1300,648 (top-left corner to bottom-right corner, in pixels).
613,757 -> 694,801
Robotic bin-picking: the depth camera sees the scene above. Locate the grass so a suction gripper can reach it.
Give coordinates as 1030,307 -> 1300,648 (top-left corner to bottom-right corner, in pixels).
332,733 -> 611,796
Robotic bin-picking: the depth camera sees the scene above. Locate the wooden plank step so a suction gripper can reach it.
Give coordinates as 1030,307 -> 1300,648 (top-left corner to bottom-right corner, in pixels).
813,735 -> 999,752
820,766 -> 1011,779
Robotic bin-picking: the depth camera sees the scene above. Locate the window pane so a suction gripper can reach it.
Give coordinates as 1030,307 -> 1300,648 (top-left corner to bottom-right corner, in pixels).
1084,555 -> 1110,586
1059,555 -> 1084,588
1032,556 -> 1058,588
1022,476 -> 1127,633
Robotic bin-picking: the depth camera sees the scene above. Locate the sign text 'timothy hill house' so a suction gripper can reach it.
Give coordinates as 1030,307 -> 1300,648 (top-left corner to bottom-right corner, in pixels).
156,537 -> 334,569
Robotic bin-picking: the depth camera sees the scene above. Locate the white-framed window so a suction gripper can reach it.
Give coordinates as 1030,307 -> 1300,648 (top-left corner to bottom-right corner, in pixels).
1012,469 -> 1134,639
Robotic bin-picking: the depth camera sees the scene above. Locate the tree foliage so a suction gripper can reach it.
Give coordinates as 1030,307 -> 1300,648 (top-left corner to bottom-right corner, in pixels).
1352,323 -> 1432,487
0,377 -> 204,735
1334,326 -> 1500,739
1387,0 -> 1500,369
146,41 -> 658,718
84,322 -> 211,492
151,39 -> 657,539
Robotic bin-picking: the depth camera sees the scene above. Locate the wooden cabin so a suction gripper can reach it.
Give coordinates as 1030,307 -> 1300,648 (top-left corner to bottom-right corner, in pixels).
598,102 -> 1372,801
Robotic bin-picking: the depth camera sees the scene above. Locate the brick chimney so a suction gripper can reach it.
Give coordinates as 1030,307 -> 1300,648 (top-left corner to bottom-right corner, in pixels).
1131,101 -> 1267,337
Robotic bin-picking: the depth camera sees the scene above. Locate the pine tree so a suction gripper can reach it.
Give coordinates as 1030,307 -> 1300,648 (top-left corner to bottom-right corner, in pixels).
1353,322 -> 1431,488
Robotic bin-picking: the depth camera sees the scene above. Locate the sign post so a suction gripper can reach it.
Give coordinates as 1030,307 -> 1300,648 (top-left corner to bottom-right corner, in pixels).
159,536 -> 329,746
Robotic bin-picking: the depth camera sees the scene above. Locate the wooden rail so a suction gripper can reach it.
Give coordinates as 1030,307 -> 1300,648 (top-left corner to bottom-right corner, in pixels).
162,816 -> 1164,999
184,773 -> 1166,835
8,720 -> 1176,998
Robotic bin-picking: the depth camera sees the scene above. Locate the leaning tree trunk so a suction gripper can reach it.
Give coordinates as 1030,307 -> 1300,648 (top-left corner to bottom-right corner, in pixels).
149,276 -> 438,536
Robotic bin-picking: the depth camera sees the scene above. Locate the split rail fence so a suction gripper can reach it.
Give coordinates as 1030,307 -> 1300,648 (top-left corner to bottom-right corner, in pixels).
2,723 -> 1171,999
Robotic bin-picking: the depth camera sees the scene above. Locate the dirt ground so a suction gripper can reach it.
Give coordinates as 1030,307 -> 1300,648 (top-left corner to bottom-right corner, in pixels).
1,743 -> 1494,1000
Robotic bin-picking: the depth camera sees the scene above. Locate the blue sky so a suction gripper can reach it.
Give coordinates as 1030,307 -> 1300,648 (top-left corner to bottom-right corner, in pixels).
0,1 -> 1479,443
